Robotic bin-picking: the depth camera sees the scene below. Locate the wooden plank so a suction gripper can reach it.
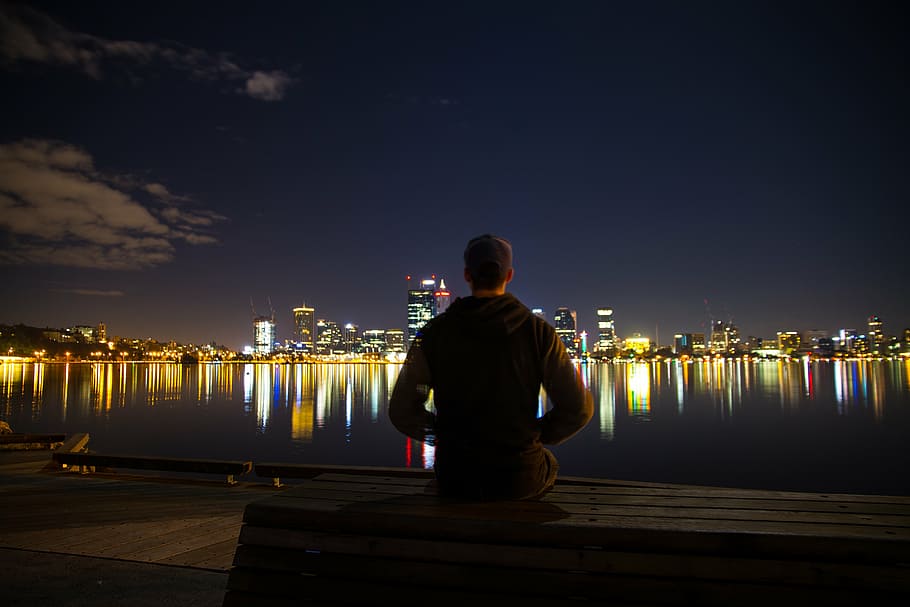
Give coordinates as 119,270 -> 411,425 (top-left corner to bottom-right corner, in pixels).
52,452 -> 252,476
224,565 -> 884,607
54,432 -> 90,454
245,491 -> 910,539
239,501 -> 910,563
231,538 -> 910,592
314,472 -> 910,504
269,481 -> 910,523
255,462 -> 434,480
95,515 -> 240,559
159,537 -> 239,569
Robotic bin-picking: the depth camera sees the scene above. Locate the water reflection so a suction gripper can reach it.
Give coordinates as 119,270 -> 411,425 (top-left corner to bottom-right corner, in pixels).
1,360 -> 908,466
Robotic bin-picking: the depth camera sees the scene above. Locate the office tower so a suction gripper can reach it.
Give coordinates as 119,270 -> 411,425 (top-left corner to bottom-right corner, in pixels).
407,277 -> 437,346
673,333 -> 692,354
292,304 -> 316,352
709,320 -> 727,354
253,316 -> 276,355
724,323 -> 741,354
434,279 -> 452,315
362,329 -> 386,353
554,307 -> 577,357
777,331 -> 801,355
595,308 -> 616,356
316,320 -> 344,355
624,334 -> 651,355
385,329 -> 406,353
867,315 -> 884,354
691,333 -> 706,354
344,323 -> 361,353
96,322 -> 106,343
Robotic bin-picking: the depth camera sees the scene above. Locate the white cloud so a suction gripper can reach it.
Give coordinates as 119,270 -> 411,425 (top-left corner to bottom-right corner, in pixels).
0,4 -> 293,101
0,139 -> 224,269
244,70 -> 293,102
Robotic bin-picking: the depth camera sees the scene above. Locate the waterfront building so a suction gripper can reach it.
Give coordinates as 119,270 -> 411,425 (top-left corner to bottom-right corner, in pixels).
691,333 -> 706,355
868,315 -> 884,354
624,334 -> 651,356
777,331 -> 801,355
709,321 -> 727,354
554,307 -> 577,357
434,279 -> 452,315
595,308 -> 616,357
385,329 -> 406,353
253,316 -> 276,355
292,304 -> 316,352
362,329 -> 386,353
344,323 -> 361,353
407,277 -> 437,345
724,323 -> 741,354
96,322 -> 106,343
316,320 -> 343,355
673,333 -> 692,355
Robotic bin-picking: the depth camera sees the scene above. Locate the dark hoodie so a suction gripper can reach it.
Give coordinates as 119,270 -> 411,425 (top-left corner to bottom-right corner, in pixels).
389,293 -> 593,499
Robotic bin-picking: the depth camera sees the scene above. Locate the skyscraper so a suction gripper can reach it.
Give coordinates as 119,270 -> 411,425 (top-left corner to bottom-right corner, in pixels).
253,316 -> 275,355
595,308 -> 615,357
292,304 -> 316,352
710,320 -> 727,354
316,319 -> 343,355
407,277 -> 437,346
554,307 -> 577,357
434,279 -> 452,315
868,315 -> 884,354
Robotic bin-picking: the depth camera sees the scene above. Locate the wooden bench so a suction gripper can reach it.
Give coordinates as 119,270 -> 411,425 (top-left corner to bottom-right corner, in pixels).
53,452 -> 253,485
254,461 -> 434,487
224,468 -> 910,606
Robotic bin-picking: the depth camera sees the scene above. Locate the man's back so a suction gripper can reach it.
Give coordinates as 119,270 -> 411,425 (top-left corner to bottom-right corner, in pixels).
390,293 -> 593,500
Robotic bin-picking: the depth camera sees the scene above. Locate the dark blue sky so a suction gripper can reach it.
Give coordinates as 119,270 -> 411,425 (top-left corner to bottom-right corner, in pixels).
1,1 -> 907,349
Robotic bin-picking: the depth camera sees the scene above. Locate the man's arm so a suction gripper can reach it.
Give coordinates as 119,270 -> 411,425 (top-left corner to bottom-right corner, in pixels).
388,342 -> 436,442
538,326 -> 594,445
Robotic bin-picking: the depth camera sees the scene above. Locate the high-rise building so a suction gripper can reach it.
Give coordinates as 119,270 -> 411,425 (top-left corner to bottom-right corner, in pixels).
362,329 -> 386,353
407,277 -> 437,345
868,315 -> 884,354
434,279 -> 452,315
595,308 -> 616,356
96,322 -> 106,343
674,333 -> 692,354
253,316 -> 276,355
292,304 -> 316,352
709,320 -> 727,354
344,323 -> 361,353
385,329 -> 406,353
691,333 -> 706,354
724,323 -> 741,354
777,331 -> 801,355
554,307 -> 577,357
316,319 -> 343,355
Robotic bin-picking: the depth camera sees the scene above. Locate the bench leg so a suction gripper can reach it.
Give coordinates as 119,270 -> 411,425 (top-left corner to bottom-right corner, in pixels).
226,474 -> 236,486
272,477 -> 283,488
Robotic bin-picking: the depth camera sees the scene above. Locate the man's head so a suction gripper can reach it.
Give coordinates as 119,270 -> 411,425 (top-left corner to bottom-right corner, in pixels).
463,234 -> 513,294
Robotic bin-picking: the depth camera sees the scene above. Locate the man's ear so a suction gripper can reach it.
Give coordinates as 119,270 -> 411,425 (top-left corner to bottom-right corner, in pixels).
505,268 -> 514,284
463,268 -> 472,284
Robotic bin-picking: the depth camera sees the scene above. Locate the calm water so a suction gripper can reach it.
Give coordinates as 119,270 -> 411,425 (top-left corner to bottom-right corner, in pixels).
2,360 -> 909,495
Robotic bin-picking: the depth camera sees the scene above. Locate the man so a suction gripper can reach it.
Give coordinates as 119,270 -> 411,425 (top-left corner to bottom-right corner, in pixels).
389,234 -> 593,500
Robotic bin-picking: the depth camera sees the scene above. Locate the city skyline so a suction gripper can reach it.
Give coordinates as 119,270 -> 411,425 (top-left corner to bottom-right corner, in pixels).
1,2 -> 907,349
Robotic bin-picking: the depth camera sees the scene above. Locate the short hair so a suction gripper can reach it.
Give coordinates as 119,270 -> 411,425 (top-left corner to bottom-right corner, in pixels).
469,261 -> 508,290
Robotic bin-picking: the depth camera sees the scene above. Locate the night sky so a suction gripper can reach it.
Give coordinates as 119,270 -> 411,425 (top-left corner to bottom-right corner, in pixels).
1,1 -> 907,349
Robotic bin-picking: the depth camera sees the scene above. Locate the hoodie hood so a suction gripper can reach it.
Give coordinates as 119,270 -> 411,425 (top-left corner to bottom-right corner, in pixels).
441,293 -> 532,336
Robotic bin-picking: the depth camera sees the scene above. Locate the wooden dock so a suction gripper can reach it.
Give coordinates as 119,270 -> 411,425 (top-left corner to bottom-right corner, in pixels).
225,470 -> 910,606
0,451 -> 267,571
